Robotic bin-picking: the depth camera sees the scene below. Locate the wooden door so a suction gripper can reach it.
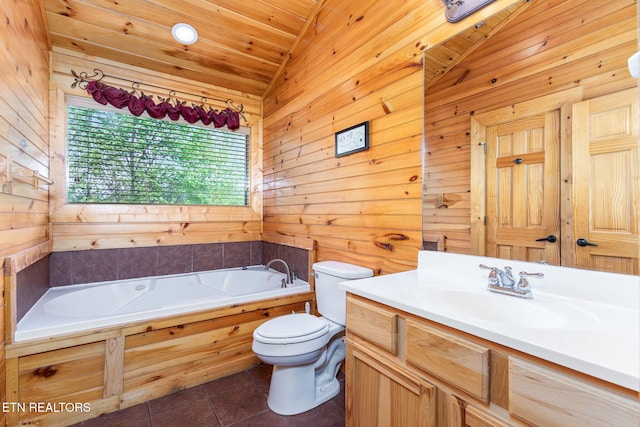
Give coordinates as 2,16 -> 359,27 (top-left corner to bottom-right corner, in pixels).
572,88 -> 639,274
471,90 -> 580,264
485,111 -> 561,264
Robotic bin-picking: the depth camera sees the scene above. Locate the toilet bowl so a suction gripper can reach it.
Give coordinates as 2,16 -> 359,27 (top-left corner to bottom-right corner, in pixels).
252,313 -> 333,366
252,260 -> 373,415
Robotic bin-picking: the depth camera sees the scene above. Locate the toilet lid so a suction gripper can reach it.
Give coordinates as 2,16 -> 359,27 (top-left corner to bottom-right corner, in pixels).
256,313 -> 328,340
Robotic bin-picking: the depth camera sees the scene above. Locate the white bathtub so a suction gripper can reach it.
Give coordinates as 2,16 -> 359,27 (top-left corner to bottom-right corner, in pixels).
16,266 -> 310,342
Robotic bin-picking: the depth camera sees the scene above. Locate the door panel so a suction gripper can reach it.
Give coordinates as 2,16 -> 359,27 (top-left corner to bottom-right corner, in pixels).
572,88 -> 639,274
486,111 -> 561,264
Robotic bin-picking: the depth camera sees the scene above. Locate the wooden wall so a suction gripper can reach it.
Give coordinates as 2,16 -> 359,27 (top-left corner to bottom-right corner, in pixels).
49,49 -> 264,252
0,2 -> 51,259
262,0 -> 523,275
422,0 -> 638,255
0,1 -> 51,424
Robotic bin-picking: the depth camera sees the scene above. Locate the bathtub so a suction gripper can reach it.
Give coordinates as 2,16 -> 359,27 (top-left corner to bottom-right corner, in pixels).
16,266 -> 310,342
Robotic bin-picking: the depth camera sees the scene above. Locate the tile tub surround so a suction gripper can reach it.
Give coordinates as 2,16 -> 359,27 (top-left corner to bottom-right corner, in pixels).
49,241 -> 264,286
262,241 -> 309,281
15,256 -> 50,321
49,242 -> 310,287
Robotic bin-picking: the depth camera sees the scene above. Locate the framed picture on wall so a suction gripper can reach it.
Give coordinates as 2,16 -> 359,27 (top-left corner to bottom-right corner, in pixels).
335,121 -> 369,157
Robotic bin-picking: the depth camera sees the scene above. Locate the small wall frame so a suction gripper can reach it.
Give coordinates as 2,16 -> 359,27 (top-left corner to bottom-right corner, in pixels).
335,121 -> 369,157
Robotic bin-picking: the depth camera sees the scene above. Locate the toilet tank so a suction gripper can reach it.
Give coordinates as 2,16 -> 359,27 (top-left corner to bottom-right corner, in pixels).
312,261 -> 373,325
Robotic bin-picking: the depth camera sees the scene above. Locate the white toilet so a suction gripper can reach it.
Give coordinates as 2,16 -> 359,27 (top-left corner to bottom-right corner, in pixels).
252,260 -> 373,415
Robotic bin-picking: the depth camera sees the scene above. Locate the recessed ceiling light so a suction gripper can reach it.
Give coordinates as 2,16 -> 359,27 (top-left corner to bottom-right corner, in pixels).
171,23 -> 198,45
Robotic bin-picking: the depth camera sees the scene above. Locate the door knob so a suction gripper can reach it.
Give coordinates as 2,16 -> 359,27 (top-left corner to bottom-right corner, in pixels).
535,235 -> 557,243
576,238 -> 598,247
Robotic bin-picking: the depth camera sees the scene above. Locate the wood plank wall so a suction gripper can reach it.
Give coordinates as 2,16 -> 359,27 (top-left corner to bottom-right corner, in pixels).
422,0 -> 638,255
0,2 -> 50,261
0,2 -> 51,424
49,49 -> 264,252
262,0 -> 523,274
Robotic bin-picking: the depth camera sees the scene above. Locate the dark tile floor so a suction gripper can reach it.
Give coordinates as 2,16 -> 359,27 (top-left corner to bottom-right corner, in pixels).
76,364 -> 345,427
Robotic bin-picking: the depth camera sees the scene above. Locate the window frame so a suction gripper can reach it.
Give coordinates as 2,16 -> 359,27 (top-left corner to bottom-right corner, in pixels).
49,92 -> 261,229
64,96 -> 251,207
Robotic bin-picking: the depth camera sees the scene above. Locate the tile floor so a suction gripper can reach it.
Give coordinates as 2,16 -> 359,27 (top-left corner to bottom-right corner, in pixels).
75,363 -> 345,427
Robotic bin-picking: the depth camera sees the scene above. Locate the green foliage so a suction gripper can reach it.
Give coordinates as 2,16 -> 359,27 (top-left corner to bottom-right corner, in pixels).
67,106 -> 249,206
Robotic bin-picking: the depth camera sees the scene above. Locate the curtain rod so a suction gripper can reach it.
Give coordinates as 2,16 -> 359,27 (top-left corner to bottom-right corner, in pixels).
71,68 -> 244,114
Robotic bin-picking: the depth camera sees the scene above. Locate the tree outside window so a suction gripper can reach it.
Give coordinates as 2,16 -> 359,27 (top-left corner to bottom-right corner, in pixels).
66,105 -> 249,206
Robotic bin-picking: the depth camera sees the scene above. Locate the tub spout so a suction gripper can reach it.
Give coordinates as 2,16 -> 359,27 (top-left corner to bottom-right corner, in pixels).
265,259 -> 293,285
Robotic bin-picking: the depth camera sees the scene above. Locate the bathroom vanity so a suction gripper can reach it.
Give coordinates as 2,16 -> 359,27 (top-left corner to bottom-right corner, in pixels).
341,252 -> 640,426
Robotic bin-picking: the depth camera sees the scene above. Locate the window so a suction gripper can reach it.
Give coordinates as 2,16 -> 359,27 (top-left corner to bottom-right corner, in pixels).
66,100 -> 249,206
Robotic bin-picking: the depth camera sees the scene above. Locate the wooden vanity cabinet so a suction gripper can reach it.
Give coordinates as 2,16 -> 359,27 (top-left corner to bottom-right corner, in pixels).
346,296 -> 436,426
345,294 -> 640,427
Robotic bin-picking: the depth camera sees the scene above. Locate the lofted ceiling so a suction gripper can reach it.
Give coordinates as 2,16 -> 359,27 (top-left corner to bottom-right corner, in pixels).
41,0 -> 322,97
41,0 -> 530,98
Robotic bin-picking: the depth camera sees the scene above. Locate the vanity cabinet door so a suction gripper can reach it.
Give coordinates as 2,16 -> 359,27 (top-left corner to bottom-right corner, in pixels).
509,357 -> 640,427
346,340 -> 436,427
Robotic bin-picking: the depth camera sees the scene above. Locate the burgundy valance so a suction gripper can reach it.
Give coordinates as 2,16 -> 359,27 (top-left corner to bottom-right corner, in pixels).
85,81 -> 240,130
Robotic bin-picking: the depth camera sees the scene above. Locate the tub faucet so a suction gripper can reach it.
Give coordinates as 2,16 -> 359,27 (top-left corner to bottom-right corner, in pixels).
265,259 -> 293,285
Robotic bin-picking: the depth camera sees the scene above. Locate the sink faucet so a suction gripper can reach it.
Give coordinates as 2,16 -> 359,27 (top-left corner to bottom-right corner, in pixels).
479,264 -> 542,299
265,259 -> 293,285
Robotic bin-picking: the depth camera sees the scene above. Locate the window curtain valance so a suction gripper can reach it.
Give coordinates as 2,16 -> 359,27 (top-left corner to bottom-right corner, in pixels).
72,69 -> 242,130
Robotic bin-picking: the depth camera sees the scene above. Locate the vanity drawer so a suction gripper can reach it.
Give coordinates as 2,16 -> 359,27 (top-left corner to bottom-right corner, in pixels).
405,320 -> 490,402
509,357 -> 640,427
346,296 -> 398,354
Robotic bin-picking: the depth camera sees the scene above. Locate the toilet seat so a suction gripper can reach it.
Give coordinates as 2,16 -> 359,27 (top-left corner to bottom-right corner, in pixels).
254,313 -> 330,345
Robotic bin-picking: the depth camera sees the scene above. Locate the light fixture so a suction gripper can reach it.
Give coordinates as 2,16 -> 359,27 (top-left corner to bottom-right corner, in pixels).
440,0 -> 495,23
171,23 -> 198,45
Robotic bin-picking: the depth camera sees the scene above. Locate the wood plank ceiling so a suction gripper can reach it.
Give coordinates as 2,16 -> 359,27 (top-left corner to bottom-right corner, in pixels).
41,0 -> 529,98
41,0 -> 322,96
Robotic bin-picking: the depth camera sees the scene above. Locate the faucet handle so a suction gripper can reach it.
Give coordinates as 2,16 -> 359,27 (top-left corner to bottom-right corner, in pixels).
479,263 -> 498,275
479,264 -> 499,284
517,271 -> 544,291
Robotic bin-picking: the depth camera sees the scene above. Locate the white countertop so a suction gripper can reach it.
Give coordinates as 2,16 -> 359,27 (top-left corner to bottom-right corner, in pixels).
339,252 -> 640,392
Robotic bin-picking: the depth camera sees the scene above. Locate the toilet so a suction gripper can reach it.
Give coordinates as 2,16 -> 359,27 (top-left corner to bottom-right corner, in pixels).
252,260 -> 373,415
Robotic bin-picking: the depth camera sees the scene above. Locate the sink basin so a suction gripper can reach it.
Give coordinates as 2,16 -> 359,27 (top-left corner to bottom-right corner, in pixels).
410,287 -> 599,330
